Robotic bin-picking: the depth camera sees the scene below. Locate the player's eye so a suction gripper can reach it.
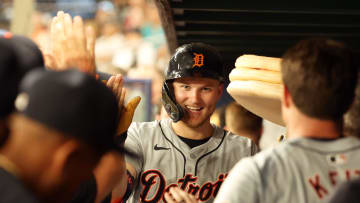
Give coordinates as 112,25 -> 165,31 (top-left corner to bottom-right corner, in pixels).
181,85 -> 191,90
202,87 -> 212,92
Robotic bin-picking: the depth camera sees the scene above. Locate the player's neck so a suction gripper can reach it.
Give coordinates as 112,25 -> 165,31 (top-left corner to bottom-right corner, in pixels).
171,120 -> 214,140
285,109 -> 341,140
0,140 -> 47,200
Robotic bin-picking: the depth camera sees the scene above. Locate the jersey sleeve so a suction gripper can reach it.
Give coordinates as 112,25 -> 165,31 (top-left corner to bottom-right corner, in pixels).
124,122 -> 144,177
214,157 -> 262,203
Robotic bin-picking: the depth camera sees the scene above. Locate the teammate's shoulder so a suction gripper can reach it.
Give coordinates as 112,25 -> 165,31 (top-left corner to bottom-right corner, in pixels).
219,130 -> 258,154
130,120 -> 161,128
128,120 -> 162,135
225,130 -> 254,144
249,142 -> 291,168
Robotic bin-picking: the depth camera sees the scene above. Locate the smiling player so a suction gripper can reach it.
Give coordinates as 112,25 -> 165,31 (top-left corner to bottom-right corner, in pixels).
111,43 -> 257,203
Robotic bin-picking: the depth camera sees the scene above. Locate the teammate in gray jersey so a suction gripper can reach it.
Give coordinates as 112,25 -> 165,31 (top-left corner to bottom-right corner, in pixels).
214,38 -> 360,203
112,43 -> 257,203
327,71 -> 360,203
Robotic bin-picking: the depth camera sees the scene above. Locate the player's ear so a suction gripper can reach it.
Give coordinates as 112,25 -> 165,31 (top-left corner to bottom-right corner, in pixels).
282,85 -> 291,108
52,139 -> 81,179
39,139 -> 81,187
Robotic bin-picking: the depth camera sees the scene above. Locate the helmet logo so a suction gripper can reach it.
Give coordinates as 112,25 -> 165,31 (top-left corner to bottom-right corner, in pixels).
193,53 -> 204,68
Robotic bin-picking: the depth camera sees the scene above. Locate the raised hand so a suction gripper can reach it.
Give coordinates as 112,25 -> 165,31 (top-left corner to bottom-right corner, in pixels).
44,11 -> 96,75
106,75 -> 141,135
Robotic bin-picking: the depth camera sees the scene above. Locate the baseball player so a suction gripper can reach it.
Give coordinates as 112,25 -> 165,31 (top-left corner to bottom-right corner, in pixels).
214,38 -> 360,203
328,69 -> 360,203
0,33 -> 45,146
43,12 -> 142,203
0,69 -> 122,202
111,42 -> 257,203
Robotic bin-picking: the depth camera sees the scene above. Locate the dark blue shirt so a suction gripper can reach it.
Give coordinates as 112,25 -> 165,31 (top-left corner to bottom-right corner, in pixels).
0,167 -> 38,203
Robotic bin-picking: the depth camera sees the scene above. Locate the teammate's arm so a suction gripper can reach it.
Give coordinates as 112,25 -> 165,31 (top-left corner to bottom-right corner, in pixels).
105,75 -> 141,202
86,75 -> 140,203
108,76 -> 142,202
46,12 -> 141,202
92,151 -> 127,203
214,158 -> 262,203
111,162 -> 137,202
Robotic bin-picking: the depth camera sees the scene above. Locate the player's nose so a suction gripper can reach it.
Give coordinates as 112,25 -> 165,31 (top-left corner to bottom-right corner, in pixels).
188,89 -> 202,104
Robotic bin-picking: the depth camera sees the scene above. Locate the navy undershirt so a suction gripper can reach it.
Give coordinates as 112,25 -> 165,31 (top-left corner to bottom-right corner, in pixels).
178,136 -> 211,148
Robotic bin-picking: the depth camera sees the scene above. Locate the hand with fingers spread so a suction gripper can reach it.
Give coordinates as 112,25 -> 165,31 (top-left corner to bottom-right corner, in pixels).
44,11 -> 96,75
106,75 -> 141,142
164,187 -> 198,203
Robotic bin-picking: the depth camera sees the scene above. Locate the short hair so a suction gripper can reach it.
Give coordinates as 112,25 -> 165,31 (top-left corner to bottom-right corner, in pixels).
344,73 -> 360,137
225,102 -> 263,136
281,38 -> 358,120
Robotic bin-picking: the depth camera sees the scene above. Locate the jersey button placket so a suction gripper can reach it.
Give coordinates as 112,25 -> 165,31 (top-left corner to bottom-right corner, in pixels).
186,154 -> 196,174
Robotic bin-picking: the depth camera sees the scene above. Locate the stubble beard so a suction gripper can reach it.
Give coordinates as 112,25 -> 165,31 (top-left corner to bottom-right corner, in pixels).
182,108 -> 214,128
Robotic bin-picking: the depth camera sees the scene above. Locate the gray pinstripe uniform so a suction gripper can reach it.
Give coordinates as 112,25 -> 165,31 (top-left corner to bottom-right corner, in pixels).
125,118 -> 257,203
214,136 -> 360,203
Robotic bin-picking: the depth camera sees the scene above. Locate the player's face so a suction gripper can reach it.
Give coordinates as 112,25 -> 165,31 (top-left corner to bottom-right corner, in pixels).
173,77 -> 223,128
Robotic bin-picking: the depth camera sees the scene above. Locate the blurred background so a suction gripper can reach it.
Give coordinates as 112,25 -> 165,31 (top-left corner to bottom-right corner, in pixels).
1,0 -> 169,123
0,0 -> 288,149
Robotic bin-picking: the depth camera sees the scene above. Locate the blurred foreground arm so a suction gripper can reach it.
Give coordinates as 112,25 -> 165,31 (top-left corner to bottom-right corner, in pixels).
93,75 -> 140,203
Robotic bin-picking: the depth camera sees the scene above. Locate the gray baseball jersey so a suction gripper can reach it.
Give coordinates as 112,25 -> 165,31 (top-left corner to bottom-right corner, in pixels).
214,136 -> 360,203
125,118 -> 257,202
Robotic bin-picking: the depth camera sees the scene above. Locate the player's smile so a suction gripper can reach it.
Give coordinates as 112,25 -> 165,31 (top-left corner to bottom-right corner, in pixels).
185,105 -> 203,119
185,105 -> 204,113
173,77 -> 223,127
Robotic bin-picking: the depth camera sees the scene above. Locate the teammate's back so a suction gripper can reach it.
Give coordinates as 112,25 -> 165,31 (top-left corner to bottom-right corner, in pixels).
214,38 -> 359,203
228,136 -> 360,203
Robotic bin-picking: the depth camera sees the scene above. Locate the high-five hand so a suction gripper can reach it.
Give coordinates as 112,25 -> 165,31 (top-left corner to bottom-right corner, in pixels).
44,11 -> 96,75
106,75 -> 141,136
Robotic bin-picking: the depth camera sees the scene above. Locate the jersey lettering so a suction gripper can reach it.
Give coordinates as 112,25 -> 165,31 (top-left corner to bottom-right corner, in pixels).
329,171 -> 338,186
212,174 -> 227,197
178,174 -> 198,190
346,170 -> 351,180
141,170 -> 166,203
188,184 -> 200,195
308,174 -> 328,199
199,182 -> 213,201
140,169 -> 227,202
308,169 -> 360,199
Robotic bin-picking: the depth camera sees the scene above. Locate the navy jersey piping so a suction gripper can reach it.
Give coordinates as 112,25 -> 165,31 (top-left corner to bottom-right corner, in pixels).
194,130 -> 226,176
158,122 -> 187,177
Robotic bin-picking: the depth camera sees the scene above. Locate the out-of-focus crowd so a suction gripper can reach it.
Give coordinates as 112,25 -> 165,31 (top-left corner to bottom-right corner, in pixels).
1,0 -> 167,121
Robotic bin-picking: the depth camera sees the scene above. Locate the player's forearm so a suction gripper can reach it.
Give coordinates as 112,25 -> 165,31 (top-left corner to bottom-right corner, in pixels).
93,151 -> 127,203
111,162 -> 137,202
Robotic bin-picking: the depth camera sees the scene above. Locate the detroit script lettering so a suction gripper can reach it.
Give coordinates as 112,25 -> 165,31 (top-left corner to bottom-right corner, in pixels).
140,169 -> 228,202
